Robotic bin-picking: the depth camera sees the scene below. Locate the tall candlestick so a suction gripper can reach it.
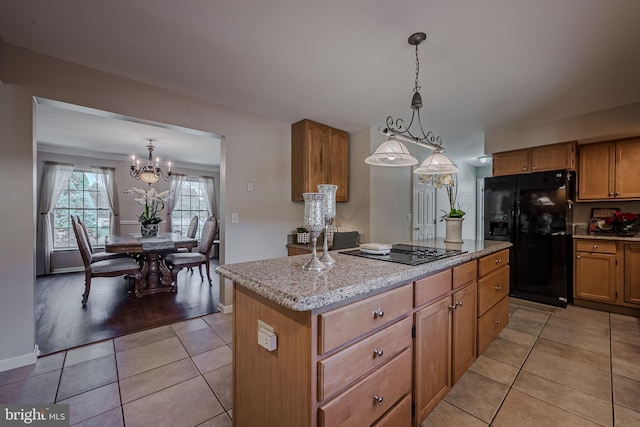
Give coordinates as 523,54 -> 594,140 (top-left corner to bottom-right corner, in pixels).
318,184 -> 338,266
302,192 -> 326,271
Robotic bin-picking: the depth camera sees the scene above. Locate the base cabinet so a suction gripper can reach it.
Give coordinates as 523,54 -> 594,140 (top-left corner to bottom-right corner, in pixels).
624,244 -> 640,306
574,240 -> 616,303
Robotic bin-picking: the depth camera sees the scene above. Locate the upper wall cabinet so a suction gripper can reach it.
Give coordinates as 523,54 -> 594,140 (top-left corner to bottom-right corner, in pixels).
578,137 -> 640,201
291,119 -> 349,202
492,141 -> 576,177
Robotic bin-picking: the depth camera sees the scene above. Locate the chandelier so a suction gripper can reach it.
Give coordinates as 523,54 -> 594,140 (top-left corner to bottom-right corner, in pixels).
130,139 -> 172,185
365,32 -> 458,175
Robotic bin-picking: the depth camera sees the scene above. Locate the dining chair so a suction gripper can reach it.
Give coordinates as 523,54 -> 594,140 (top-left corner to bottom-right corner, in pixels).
164,217 -> 218,292
186,215 -> 199,239
71,216 -> 142,306
75,216 -> 127,263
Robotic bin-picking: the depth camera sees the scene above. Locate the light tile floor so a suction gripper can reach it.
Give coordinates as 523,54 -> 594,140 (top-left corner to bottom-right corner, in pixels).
423,299 -> 640,427
1,301 -> 639,426
0,312 -> 233,427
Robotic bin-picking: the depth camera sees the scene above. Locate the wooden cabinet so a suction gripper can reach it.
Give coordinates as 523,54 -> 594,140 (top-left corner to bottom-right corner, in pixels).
476,250 -> 509,355
623,244 -> 640,306
574,240 -> 617,303
492,141 -> 576,177
413,261 -> 478,425
291,119 -> 349,202
578,137 -> 640,200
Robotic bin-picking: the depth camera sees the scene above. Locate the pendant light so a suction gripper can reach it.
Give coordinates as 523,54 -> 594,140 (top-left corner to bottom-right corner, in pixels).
366,32 -> 458,175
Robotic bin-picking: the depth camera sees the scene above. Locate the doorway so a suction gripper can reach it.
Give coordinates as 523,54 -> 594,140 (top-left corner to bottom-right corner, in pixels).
412,173 -> 436,241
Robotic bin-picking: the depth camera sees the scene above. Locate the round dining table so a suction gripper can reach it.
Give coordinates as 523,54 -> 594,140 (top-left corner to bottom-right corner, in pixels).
105,232 -> 197,297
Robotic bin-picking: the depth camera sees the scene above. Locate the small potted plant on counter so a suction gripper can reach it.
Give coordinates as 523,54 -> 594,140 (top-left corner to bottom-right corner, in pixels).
296,226 -> 310,244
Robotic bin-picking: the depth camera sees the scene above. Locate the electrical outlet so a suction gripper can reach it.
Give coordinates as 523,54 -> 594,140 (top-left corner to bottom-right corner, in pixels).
247,182 -> 254,192
258,328 -> 277,351
231,213 -> 239,223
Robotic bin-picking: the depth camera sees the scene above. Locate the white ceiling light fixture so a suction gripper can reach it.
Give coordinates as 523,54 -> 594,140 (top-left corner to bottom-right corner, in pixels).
477,154 -> 492,164
130,139 -> 173,185
365,32 -> 458,175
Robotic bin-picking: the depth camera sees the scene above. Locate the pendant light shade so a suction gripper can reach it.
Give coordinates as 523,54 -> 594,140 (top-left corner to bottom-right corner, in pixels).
365,137 -> 418,167
413,151 -> 459,175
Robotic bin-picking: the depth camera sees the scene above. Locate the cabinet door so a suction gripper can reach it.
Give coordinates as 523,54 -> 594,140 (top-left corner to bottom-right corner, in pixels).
326,128 -> 349,202
574,252 -> 616,303
492,150 -> 529,176
615,138 -> 640,199
414,296 -> 451,425
578,142 -> 614,200
624,244 -> 640,306
530,142 -> 575,172
451,282 -> 477,384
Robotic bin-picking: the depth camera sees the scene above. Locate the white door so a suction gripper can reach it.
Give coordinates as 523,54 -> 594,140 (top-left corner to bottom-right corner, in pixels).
413,174 -> 436,241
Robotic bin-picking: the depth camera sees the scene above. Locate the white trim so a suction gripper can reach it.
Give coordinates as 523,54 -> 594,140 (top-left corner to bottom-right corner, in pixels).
120,220 -> 139,225
0,346 -> 38,373
218,302 -> 233,314
50,267 -> 83,274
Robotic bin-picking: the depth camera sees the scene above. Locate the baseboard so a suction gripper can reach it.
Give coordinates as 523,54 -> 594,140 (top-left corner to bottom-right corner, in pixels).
0,345 -> 39,373
218,302 -> 233,314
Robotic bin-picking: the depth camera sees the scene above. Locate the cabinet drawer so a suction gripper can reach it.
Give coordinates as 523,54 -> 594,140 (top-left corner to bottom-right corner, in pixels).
318,284 -> 412,354
575,240 -> 616,254
414,269 -> 452,307
478,249 -> 509,276
453,260 -> 477,289
318,317 -> 412,401
478,265 -> 509,316
371,393 -> 412,427
477,295 -> 509,354
318,349 -> 412,427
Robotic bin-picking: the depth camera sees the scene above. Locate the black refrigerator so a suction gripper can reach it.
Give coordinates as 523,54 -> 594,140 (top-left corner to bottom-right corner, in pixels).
484,170 -> 574,307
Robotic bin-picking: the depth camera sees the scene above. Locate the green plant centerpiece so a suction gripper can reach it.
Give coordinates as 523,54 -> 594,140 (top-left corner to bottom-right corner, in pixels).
125,187 -> 171,237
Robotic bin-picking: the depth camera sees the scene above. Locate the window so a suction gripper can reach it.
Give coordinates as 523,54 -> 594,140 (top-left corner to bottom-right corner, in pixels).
173,179 -> 209,239
53,170 -> 110,249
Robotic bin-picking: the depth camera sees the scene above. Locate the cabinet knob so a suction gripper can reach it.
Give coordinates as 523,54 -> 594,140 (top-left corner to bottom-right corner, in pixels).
614,192 -> 620,196
373,395 -> 384,405
532,166 -> 536,170
593,245 -> 598,249
448,304 -> 458,310
495,320 -> 501,325
522,167 -> 527,171
456,301 -> 463,307
495,259 -> 502,264
373,348 -> 384,358
495,286 -> 502,291
576,255 -> 581,259
372,309 -> 384,319
609,192 -> 614,197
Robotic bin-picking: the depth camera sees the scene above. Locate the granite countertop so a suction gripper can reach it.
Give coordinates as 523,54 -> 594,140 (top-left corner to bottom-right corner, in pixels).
573,233 -> 640,242
216,239 -> 511,312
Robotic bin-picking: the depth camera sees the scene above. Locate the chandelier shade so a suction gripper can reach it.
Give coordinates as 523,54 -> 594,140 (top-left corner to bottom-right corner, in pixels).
365,137 -> 418,167
413,150 -> 459,175
130,139 -> 172,185
367,32 -> 457,175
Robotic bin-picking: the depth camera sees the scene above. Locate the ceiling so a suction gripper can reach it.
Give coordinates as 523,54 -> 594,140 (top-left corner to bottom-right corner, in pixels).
2,0 -> 640,166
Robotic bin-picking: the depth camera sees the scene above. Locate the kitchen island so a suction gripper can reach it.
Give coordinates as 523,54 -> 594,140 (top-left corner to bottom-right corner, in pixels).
216,239 -> 511,427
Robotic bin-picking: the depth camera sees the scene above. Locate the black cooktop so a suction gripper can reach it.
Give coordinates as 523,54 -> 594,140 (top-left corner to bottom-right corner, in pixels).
341,244 -> 466,266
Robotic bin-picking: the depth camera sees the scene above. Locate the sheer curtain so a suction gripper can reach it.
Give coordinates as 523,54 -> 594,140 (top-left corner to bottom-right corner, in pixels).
167,174 -> 186,231
200,176 -> 217,219
92,166 -> 120,235
38,162 -> 73,274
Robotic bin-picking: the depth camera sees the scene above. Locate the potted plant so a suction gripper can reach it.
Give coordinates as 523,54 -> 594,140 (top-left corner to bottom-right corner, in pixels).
420,173 -> 465,243
296,226 -> 310,244
125,187 -> 171,237
606,211 -> 640,237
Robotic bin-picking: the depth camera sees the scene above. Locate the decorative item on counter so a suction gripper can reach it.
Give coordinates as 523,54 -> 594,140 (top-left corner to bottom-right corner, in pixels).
589,208 -> 618,234
606,211 -> 640,237
302,192 -> 326,271
318,184 -> 338,266
125,187 -> 171,237
420,173 -> 465,243
296,226 -> 310,244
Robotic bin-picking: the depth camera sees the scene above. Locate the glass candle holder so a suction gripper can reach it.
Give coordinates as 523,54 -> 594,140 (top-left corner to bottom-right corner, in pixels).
317,184 -> 338,265
302,192 -> 326,271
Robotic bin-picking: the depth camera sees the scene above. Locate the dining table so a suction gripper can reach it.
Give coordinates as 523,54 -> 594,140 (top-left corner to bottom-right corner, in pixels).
105,232 -> 197,297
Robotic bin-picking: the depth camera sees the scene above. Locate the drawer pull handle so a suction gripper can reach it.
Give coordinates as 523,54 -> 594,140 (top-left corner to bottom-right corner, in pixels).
593,245 -> 598,249
456,301 -> 463,307
495,286 -> 502,291
373,395 -> 384,405
495,320 -> 501,325
448,304 -> 458,310
373,348 -> 384,358
372,309 -> 384,319
614,192 -> 620,196
609,192 -> 614,197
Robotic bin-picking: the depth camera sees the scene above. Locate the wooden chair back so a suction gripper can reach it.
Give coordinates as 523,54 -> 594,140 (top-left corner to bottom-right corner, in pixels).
76,216 -> 94,253
186,216 -> 199,238
71,216 -> 93,268
198,217 -> 218,256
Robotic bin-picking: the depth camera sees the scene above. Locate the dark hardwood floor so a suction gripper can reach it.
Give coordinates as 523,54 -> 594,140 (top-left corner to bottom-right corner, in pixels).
36,260 -> 220,355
